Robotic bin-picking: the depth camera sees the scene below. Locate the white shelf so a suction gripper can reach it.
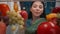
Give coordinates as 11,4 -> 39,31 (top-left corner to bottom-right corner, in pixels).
0,0 -> 44,2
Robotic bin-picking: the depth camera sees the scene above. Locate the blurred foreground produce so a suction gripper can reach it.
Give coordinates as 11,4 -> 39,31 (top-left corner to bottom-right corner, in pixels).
37,13 -> 60,34
0,19 -> 6,34
37,22 -> 60,34
0,4 -> 10,16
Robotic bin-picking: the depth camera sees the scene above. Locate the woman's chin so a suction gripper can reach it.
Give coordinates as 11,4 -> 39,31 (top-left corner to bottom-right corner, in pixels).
34,15 -> 40,17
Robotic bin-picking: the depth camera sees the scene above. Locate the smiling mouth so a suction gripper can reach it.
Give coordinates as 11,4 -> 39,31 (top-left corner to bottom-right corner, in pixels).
35,12 -> 40,14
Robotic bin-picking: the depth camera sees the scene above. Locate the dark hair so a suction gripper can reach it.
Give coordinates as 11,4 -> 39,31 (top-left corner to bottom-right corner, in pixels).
28,1 -> 46,19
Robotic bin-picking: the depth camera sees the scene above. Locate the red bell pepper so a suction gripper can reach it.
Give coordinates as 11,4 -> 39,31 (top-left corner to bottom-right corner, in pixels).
37,22 -> 60,34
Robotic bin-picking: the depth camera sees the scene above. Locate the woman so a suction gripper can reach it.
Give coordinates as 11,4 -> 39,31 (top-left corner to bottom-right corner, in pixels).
25,1 -> 46,34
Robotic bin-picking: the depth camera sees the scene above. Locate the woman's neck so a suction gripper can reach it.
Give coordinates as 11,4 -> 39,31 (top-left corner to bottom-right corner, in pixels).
32,15 -> 40,24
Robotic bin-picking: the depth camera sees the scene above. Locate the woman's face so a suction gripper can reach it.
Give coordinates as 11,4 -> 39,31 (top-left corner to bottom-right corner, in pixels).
30,1 -> 44,17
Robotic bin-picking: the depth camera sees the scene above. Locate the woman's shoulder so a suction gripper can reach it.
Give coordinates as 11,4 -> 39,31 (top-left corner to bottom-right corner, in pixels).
35,18 -> 46,23
38,18 -> 46,22
33,18 -> 46,27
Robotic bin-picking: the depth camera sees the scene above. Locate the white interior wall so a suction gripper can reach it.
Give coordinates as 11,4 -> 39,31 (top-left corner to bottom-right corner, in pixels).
55,0 -> 60,7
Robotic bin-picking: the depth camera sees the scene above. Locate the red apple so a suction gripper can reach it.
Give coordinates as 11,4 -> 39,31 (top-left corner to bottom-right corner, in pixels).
37,22 -> 60,34
52,7 -> 60,13
0,4 -> 10,16
20,10 -> 28,20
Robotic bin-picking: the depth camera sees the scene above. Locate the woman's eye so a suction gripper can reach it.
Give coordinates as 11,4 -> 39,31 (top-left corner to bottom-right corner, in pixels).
39,6 -> 43,9
33,6 -> 37,8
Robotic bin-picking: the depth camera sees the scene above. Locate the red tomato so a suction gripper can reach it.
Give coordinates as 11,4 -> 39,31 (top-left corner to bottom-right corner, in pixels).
0,4 -> 10,16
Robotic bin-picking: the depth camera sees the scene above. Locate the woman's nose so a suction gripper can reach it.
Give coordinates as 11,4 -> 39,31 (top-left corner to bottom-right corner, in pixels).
36,8 -> 40,11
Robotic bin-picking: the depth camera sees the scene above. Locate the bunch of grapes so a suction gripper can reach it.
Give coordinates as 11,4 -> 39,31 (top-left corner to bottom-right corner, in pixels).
7,10 -> 24,30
